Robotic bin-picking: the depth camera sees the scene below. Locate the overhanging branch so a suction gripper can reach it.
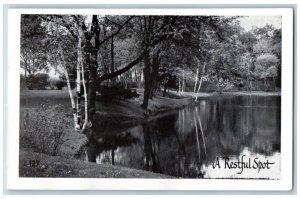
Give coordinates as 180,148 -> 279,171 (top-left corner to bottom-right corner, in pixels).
97,49 -> 146,83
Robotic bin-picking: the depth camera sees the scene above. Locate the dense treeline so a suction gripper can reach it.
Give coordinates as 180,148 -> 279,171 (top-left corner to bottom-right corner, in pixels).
20,14 -> 281,133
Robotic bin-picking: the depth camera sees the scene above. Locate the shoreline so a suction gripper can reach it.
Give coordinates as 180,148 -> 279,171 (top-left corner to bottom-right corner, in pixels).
19,89 -> 280,178
20,90 -> 195,178
93,89 -> 196,131
169,90 -> 281,98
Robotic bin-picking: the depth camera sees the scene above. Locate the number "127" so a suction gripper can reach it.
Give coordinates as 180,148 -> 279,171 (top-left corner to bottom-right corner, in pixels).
29,160 -> 39,167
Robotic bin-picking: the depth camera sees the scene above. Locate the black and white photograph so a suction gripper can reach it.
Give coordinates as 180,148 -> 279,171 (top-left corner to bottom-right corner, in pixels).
5,8 -> 294,191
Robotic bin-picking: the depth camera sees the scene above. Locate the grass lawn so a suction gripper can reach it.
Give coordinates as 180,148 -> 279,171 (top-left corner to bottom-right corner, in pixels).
19,150 -> 171,178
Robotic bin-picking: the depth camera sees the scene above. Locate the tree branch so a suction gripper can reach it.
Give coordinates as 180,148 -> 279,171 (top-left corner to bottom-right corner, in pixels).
98,16 -> 134,46
105,17 -> 122,27
98,49 -> 146,83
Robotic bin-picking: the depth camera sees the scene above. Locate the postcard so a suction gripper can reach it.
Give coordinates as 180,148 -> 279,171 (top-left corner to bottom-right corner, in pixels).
5,8 -> 294,190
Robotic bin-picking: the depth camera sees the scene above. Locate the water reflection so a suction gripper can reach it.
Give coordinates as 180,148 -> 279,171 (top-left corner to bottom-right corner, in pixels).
82,95 -> 281,178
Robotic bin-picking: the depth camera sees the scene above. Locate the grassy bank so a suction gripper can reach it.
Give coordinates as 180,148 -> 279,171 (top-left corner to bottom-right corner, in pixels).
19,150 -> 171,178
94,89 -> 195,129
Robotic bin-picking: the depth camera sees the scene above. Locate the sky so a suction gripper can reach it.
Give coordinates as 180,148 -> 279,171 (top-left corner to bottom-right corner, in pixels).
238,16 -> 282,31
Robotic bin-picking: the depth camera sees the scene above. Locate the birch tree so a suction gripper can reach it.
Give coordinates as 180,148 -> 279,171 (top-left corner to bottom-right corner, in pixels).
39,15 -> 79,129
74,20 -> 85,130
59,46 -> 77,129
42,15 -> 88,131
193,68 -> 199,93
194,62 -> 206,101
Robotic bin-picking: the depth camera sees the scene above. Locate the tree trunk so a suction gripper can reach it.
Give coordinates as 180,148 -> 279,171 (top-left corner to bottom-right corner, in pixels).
182,74 -> 185,93
81,58 -> 88,132
102,25 -> 109,75
135,69 -> 138,83
64,67 -> 77,129
60,48 -> 77,129
87,15 -> 100,134
24,59 -> 28,78
111,149 -> 115,165
110,36 -> 115,82
163,84 -> 167,97
195,62 -> 206,101
193,68 -> 199,93
141,16 -> 155,110
142,50 -> 151,110
87,66 -> 97,123
76,28 -> 83,130
77,24 -> 88,133
149,56 -> 159,99
178,80 -> 181,95
256,79 -> 258,90
74,22 -> 89,133
247,76 -> 249,91
264,78 -> 266,91
32,58 -> 35,75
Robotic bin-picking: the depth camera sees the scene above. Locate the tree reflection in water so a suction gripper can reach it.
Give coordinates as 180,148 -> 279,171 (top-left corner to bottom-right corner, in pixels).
80,95 -> 280,178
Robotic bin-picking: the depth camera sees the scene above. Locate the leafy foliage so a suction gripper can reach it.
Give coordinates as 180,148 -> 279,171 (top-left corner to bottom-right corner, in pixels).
20,14 -> 282,94
255,54 -> 278,78
21,15 -> 49,75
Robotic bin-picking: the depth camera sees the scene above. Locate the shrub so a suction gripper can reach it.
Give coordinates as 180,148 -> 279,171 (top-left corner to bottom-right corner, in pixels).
55,80 -> 65,90
20,104 -> 74,156
25,73 -> 50,90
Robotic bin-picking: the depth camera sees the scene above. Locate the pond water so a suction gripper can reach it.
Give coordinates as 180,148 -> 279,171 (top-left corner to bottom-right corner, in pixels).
83,95 -> 281,179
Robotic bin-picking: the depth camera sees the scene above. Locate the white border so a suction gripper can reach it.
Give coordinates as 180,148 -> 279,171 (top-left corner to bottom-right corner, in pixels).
6,8 -> 294,190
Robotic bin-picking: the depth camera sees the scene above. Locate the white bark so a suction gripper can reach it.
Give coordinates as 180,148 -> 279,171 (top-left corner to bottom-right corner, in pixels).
55,17 -> 78,130
81,58 -> 88,133
59,50 -> 77,130
76,21 -> 89,133
193,68 -> 199,93
75,22 -> 84,131
195,62 -> 206,101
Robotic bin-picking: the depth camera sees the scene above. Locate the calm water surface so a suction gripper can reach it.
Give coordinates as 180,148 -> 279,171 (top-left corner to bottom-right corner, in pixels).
83,95 -> 281,178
